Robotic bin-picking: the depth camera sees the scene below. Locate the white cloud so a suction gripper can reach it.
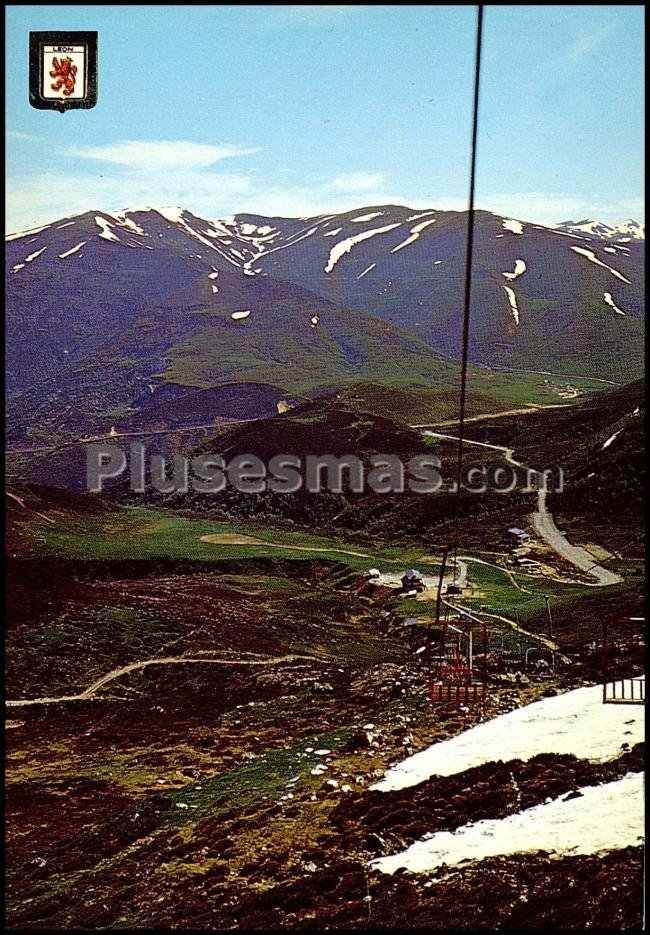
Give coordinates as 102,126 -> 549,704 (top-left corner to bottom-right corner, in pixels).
67,139 -> 260,169
5,169 -> 254,232
7,130 -> 41,142
474,192 -> 645,227
272,5 -> 355,25
5,145 -> 643,235
332,172 -> 387,192
565,26 -> 612,64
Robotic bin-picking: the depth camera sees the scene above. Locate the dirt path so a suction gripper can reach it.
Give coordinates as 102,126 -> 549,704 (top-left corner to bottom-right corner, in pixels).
8,419 -> 258,455
6,653 -> 324,708
199,532 -> 378,560
421,430 -> 522,466
410,403 -> 572,429
6,489 -> 56,525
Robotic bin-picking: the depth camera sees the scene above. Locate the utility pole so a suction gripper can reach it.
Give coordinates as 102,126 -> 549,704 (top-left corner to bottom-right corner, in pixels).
544,595 -> 553,639
427,545 -> 448,673
544,595 -> 555,673
602,616 -> 608,704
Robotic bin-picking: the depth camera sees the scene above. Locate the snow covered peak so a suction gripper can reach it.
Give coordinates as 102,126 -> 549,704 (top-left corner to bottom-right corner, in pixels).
153,206 -> 188,224
556,218 -> 644,241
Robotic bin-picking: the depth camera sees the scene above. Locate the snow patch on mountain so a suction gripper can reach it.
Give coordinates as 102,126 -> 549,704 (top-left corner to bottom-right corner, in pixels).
502,259 -> 526,282
503,218 -> 524,235
324,223 -> 401,273
58,241 -> 87,258
391,218 -> 437,254
357,263 -> 376,280
6,223 -> 51,242
570,246 -> 632,284
24,247 -> 47,264
558,218 -> 644,241
407,211 -> 436,222
95,217 -> 121,243
112,212 -> 146,236
351,212 -> 384,223
156,210 -> 244,269
155,206 -> 186,224
503,286 -> 520,325
603,292 -> 626,316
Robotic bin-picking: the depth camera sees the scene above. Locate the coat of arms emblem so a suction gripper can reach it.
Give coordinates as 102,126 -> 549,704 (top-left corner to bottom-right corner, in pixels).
29,31 -> 97,111
49,55 -> 78,96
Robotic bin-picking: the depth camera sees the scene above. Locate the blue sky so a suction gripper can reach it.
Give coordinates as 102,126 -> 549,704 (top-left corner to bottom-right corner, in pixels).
6,4 -> 645,231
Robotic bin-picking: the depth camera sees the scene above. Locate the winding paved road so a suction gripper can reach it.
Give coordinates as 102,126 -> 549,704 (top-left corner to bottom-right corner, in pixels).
420,431 -> 621,587
532,490 -> 621,586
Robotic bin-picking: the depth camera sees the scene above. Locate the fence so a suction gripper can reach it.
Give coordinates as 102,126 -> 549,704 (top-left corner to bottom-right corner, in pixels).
602,676 -> 645,705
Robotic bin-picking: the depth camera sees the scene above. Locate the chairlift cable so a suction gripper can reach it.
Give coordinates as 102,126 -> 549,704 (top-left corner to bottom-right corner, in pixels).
452,4 -> 484,583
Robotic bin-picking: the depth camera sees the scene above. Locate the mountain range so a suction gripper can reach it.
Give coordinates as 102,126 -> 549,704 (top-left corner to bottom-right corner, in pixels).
5,203 -> 644,452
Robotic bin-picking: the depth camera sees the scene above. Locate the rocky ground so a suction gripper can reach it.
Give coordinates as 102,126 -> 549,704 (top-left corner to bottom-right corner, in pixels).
5,556 -> 644,929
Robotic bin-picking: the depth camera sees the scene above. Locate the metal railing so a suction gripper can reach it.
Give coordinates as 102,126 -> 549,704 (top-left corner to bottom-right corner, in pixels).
429,681 -> 486,705
602,676 -> 645,705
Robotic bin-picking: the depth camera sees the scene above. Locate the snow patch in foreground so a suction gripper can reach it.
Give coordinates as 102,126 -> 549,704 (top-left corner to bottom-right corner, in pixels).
371,771 -> 644,874
231,310 -> 251,320
371,681 -> 644,792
